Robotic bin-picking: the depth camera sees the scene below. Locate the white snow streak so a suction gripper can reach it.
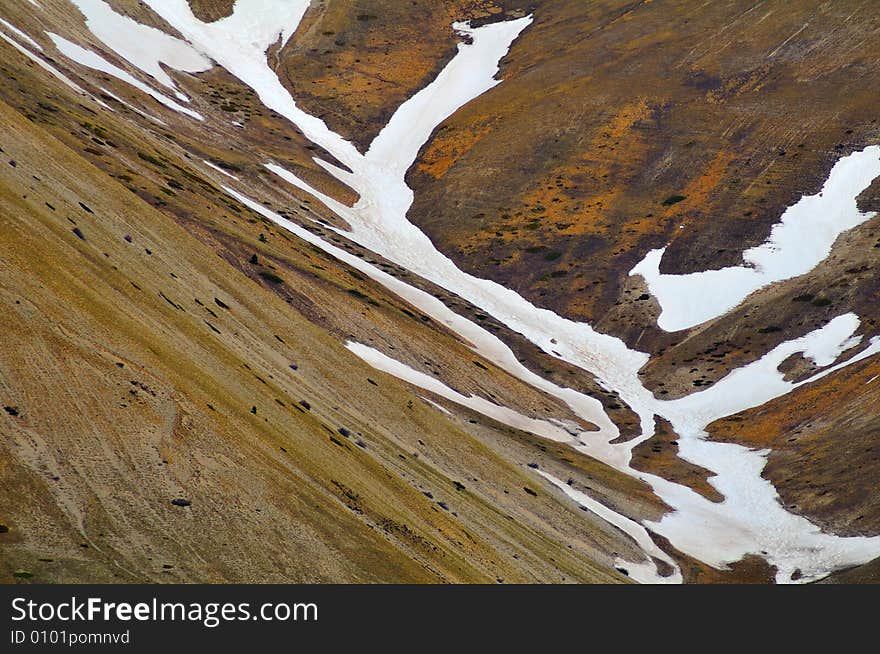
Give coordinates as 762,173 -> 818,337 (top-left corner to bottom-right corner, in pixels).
203,160 -> 240,180
47,33 -> 203,120
0,18 -> 42,50
0,30 -> 101,105
67,0 -> 212,102
346,341 -> 576,444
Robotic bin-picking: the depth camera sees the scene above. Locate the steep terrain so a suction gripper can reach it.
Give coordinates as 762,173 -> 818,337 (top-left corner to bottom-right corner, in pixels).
1,0 -> 878,583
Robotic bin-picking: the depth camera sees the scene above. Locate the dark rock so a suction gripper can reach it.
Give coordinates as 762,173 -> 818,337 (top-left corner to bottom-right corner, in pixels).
171,498 -> 191,507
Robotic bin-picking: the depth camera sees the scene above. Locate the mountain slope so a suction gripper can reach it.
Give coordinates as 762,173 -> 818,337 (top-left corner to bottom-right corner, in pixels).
1,0 -> 878,584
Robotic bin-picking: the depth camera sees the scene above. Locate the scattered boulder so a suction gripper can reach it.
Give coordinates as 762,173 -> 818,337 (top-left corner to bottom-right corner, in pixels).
170,498 -> 191,507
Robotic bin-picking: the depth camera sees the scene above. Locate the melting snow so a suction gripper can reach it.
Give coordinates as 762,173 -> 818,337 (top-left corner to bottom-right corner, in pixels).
347,341 -> 576,443
99,87 -> 166,125
47,33 -> 203,120
0,18 -> 42,51
538,471 -> 682,584
631,146 -> 880,331
0,30 -> 101,105
203,160 -> 239,180
651,314 -> 880,581
67,0 -> 212,102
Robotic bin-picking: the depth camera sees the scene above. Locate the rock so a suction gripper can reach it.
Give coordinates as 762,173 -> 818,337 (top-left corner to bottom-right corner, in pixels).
171,498 -> 191,507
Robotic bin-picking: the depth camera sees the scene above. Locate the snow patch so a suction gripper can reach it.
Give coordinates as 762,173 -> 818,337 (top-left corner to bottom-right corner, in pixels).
631,146 -> 880,331
47,33 -> 203,120
68,0 -> 211,101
